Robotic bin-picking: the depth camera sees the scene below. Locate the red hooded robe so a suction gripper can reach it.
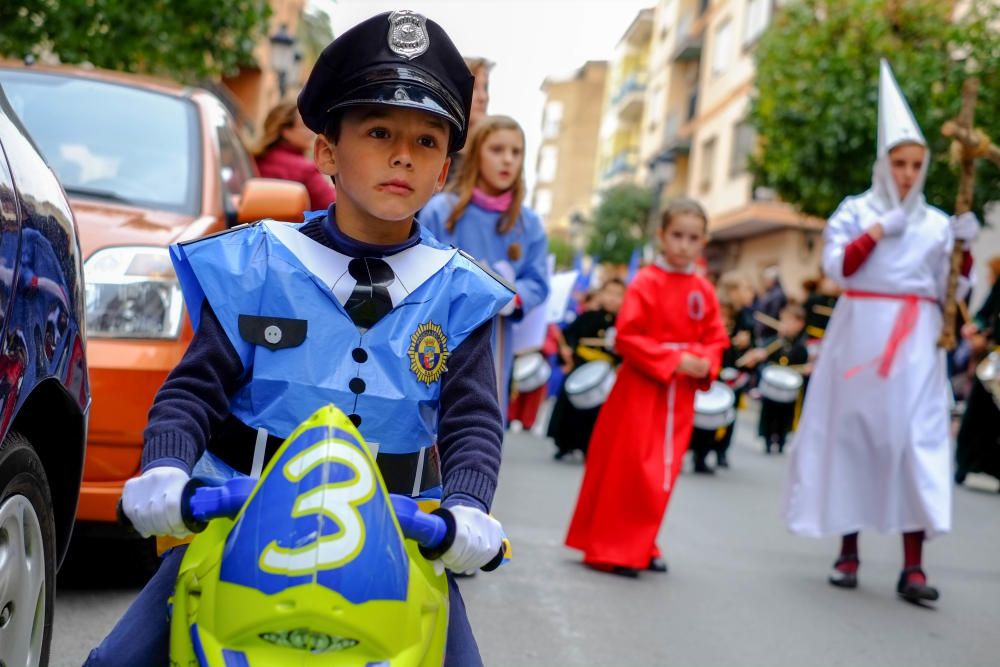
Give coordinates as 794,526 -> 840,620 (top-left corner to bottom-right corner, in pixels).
565,263 -> 729,569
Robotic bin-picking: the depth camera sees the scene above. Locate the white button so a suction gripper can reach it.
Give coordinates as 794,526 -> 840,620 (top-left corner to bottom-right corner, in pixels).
264,325 -> 282,345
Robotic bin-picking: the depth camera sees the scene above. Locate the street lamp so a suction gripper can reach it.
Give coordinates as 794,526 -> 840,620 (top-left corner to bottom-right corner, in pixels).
569,211 -> 586,252
646,148 -> 677,238
269,24 -> 297,99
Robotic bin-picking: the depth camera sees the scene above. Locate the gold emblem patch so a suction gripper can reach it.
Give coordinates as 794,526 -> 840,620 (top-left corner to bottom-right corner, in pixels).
408,321 -> 450,385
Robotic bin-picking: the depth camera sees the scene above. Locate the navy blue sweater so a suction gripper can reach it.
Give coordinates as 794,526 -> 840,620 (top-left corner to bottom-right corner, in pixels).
141,214 -> 503,511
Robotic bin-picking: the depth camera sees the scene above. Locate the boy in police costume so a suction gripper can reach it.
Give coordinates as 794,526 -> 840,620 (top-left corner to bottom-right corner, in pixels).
86,11 -> 512,667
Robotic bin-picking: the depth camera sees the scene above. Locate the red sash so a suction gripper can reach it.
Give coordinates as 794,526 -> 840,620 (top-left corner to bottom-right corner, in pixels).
844,290 -> 938,379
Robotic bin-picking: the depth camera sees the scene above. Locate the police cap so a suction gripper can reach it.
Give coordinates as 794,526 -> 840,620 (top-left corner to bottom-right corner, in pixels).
298,10 -> 474,152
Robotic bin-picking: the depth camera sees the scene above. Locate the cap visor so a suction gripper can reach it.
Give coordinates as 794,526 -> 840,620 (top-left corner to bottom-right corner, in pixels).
327,81 -> 461,132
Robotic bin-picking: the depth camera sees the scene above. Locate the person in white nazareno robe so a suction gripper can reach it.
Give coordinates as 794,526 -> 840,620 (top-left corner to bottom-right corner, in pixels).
782,60 -> 978,605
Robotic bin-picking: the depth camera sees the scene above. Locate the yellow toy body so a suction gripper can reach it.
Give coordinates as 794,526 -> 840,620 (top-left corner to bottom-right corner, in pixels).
169,405 -> 450,665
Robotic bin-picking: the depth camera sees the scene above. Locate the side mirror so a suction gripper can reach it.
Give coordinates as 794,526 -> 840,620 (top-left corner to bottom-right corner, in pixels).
237,178 -> 310,224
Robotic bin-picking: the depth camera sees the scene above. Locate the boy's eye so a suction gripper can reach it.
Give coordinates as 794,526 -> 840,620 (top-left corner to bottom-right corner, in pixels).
368,127 -> 389,139
418,135 -> 438,148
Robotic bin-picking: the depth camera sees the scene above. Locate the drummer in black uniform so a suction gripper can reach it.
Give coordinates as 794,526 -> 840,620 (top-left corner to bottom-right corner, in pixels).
740,303 -> 809,454
547,279 -> 625,459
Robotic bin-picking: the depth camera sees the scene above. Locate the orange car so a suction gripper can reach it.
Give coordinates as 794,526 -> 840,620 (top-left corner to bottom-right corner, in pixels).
0,63 -> 309,529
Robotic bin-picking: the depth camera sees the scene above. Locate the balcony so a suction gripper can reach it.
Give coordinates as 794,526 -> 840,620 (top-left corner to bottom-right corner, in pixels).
672,12 -> 702,62
615,78 -> 646,122
601,149 -> 639,187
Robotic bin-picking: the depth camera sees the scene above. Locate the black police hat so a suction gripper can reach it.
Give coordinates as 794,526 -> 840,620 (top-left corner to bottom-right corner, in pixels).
298,10 -> 474,152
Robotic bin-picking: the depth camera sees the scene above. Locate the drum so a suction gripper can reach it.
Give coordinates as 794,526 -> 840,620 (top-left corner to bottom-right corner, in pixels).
694,382 -> 736,430
759,365 -> 803,403
719,366 -> 749,391
565,360 -> 616,410
512,352 -> 551,393
975,350 -> 1000,409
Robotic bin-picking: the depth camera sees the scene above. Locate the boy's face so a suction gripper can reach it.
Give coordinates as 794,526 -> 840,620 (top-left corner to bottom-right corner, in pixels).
600,284 -> 625,314
315,105 -> 451,230
779,312 -> 805,339
657,214 -> 706,270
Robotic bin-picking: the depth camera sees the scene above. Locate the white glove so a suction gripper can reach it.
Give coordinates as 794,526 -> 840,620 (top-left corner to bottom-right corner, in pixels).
499,295 -> 518,317
879,207 -> 907,237
121,466 -> 191,538
952,211 -> 980,246
439,505 -> 504,573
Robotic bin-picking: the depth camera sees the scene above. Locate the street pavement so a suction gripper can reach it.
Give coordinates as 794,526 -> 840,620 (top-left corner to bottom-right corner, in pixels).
52,404 -> 1000,666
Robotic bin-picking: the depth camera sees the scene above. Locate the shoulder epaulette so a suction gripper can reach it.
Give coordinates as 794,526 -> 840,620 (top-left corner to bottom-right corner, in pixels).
178,220 -> 263,247
457,248 -> 516,291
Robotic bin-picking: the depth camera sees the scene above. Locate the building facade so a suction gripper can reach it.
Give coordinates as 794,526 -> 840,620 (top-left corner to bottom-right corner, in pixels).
594,9 -> 655,197
533,61 -> 609,243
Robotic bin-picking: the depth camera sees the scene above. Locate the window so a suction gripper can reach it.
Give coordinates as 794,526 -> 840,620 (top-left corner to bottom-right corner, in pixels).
537,146 -> 559,183
743,0 -> 772,45
699,136 -> 717,193
730,120 -> 756,176
214,110 -> 254,198
542,101 -> 563,139
533,188 -> 552,218
648,85 -> 666,133
711,19 -> 733,76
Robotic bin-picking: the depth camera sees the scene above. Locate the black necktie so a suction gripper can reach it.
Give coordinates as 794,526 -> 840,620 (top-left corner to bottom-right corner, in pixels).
344,257 -> 395,331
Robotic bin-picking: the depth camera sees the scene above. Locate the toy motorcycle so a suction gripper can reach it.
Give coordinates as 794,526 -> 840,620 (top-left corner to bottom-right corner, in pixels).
142,404 -> 503,665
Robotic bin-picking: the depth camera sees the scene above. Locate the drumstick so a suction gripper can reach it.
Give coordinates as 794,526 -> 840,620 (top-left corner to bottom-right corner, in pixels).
753,311 -> 782,331
811,304 -> 835,317
735,338 -> 783,367
577,337 -> 611,348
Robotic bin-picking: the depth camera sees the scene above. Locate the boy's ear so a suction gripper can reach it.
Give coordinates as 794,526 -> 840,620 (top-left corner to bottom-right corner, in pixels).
314,134 -> 337,177
433,156 -> 452,193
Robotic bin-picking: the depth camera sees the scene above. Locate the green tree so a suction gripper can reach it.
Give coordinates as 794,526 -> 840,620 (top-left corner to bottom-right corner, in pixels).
547,234 -> 575,272
0,0 -> 272,82
749,0 -> 1000,218
585,184 -> 652,265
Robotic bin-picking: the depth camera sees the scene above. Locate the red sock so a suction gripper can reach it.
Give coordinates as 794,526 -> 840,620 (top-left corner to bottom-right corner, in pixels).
836,532 -> 859,573
903,531 -> 926,584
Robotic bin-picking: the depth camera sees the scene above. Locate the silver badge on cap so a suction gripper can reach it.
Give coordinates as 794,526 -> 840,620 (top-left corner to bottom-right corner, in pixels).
387,10 -> 429,60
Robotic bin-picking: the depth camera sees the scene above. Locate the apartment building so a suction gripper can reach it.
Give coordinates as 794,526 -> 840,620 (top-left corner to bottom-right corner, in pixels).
593,9 -> 655,195
533,61 -> 609,241
633,0 -> 823,298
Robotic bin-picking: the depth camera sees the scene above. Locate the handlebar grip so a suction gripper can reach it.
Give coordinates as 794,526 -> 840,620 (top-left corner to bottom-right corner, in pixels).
116,479 -> 207,536
480,541 -> 507,572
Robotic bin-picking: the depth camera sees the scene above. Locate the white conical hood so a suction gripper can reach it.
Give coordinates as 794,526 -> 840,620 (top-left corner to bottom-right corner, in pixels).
870,59 -> 929,215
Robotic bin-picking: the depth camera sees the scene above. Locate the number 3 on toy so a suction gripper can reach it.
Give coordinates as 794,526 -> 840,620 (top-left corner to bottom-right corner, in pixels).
259,437 -> 375,575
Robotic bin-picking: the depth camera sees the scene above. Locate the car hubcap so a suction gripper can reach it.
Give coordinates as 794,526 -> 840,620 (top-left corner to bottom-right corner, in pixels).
0,495 -> 46,667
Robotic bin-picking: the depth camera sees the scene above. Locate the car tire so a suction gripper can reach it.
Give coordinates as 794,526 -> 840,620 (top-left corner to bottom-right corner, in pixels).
0,431 -> 55,667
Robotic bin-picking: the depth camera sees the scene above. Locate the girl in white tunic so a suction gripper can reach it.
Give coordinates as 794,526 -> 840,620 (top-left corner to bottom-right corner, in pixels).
782,60 -> 977,604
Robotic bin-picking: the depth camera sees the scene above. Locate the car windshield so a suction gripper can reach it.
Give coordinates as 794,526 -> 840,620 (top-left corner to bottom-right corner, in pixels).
0,69 -> 201,215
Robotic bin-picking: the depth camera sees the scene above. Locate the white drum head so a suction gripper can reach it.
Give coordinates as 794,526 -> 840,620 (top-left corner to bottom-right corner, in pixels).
565,361 -> 612,395
695,382 -> 735,414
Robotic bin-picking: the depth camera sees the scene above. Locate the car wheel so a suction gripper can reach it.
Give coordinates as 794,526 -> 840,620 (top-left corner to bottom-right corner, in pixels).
0,432 -> 55,667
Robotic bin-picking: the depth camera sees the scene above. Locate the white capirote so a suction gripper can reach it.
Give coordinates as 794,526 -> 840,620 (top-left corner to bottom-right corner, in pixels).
782,59 -> 955,539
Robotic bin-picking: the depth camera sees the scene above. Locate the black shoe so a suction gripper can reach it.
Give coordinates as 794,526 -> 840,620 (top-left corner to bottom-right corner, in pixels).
693,460 -> 715,475
647,557 -> 668,573
896,568 -> 939,603
828,556 -> 859,589
954,468 -> 967,485
586,563 -> 639,579
777,440 -> 786,454
553,450 -> 566,461
764,441 -> 772,454
716,453 -> 729,469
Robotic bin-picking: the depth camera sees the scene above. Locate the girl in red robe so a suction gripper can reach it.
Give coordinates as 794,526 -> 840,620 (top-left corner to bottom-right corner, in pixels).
565,198 -> 729,577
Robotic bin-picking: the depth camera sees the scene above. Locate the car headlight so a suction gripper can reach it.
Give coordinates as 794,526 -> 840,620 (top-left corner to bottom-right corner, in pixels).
84,247 -> 184,339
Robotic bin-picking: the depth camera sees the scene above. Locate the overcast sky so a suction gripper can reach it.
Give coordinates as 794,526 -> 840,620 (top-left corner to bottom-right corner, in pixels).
313,0 -> 653,195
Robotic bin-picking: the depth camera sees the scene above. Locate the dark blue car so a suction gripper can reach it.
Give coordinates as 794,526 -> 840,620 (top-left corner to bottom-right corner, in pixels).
0,83 -> 90,665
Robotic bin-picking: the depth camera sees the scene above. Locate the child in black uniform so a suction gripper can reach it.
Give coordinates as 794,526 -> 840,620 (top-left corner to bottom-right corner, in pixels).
741,303 -> 808,453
